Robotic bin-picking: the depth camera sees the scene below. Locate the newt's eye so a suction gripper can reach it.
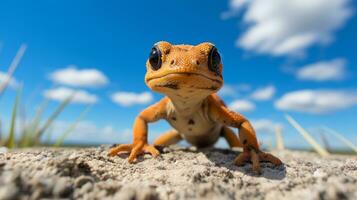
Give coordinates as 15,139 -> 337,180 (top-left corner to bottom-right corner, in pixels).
208,47 -> 221,73
149,46 -> 162,71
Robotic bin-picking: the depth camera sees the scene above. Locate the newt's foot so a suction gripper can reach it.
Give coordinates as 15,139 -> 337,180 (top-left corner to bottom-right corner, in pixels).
234,149 -> 282,172
108,142 -> 160,163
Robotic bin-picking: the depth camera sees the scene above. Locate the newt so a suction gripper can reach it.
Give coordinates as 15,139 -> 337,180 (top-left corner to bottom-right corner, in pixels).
108,41 -> 282,172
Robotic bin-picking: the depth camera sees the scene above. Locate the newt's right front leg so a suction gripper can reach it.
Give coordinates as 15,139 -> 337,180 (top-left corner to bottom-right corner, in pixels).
108,98 -> 169,163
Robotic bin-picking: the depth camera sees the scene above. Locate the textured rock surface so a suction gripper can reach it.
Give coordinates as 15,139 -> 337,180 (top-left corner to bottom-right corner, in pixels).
0,146 -> 356,200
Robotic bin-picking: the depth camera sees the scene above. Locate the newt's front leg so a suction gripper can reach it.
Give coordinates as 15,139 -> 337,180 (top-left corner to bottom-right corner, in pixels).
208,96 -> 282,172
108,98 -> 168,162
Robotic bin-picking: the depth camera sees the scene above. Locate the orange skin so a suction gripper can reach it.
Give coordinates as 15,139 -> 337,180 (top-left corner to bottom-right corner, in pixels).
108,41 -> 282,172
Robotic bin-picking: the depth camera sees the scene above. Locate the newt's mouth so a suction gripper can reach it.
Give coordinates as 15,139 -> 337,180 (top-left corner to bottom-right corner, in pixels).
146,72 -> 223,84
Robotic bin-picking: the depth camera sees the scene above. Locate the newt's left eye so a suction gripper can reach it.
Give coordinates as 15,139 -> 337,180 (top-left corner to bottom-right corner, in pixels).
208,46 -> 221,73
149,46 -> 162,71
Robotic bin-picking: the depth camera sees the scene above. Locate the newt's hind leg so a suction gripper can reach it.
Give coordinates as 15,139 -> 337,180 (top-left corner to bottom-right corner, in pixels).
153,129 -> 182,146
221,126 -> 243,148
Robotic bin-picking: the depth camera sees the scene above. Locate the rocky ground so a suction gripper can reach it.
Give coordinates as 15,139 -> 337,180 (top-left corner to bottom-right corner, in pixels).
0,146 -> 356,200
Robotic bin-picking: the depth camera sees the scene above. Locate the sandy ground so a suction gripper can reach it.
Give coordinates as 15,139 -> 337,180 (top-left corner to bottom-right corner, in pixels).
0,146 -> 356,200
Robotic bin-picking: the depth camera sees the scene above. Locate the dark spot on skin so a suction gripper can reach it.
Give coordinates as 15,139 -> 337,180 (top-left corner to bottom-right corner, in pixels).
196,60 -> 200,65
170,60 -> 175,65
164,49 -> 170,55
188,90 -> 194,93
188,119 -> 195,125
210,86 -> 218,90
171,117 -> 176,121
231,122 -> 242,128
188,128 -> 192,131
243,140 -> 247,145
223,120 -> 226,123
237,123 -> 243,128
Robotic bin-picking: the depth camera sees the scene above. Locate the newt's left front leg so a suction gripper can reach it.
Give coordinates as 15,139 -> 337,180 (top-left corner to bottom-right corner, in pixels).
208,96 -> 282,172
108,97 -> 169,162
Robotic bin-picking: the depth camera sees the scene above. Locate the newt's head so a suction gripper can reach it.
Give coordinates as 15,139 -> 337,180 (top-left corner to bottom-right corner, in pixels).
145,41 -> 223,97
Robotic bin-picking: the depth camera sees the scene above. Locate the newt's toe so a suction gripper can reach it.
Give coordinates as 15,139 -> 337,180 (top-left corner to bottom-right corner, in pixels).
143,145 -> 160,157
234,151 -> 250,166
258,152 -> 282,166
234,150 -> 282,173
250,150 -> 261,172
108,144 -> 133,157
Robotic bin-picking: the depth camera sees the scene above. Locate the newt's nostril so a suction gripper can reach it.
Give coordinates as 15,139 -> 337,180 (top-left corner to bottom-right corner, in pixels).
170,59 -> 175,65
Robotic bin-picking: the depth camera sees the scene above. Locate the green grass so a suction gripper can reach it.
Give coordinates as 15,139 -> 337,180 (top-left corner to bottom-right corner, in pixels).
0,44 -> 89,148
54,105 -> 92,147
0,88 -> 89,148
4,87 -> 21,148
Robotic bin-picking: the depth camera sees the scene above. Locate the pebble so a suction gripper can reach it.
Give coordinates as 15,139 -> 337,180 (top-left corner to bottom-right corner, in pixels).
74,175 -> 95,188
53,177 -> 72,197
0,183 -> 18,200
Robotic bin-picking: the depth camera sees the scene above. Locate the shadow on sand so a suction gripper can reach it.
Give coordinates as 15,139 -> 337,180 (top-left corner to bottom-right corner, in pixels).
109,144 -> 286,180
179,147 -> 287,180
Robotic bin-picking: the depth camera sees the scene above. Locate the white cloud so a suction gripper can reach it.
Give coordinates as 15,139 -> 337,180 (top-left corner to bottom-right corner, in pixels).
228,99 -> 256,112
0,71 -> 19,89
218,85 -> 237,97
218,84 -> 251,97
111,91 -> 153,106
224,0 -> 352,56
250,85 -> 276,100
252,119 -> 282,134
49,65 -> 109,88
275,89 -> 357,114
296,59 -> 347,81
43,87 -> 98,104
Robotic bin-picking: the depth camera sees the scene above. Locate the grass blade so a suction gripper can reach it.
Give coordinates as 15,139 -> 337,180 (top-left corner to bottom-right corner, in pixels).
6,87 -> 21,148
285,114 -> 329,157
275,126 -> 285,150
0,44 -> 27,96
34,95 -> 73,143
54,106 -> 92,147
319,131 -> 330,152
322,126 -> 357,153
44,124 -> 55,146
17,102 -> 28,147
21,100 -> 49,147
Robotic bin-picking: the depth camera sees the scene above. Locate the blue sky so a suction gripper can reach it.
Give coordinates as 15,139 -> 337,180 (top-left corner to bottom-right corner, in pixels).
0,0 -> 356,149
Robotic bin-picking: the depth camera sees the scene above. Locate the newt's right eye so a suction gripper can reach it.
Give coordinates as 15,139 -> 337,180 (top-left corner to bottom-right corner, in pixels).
149,46 -> 162,71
